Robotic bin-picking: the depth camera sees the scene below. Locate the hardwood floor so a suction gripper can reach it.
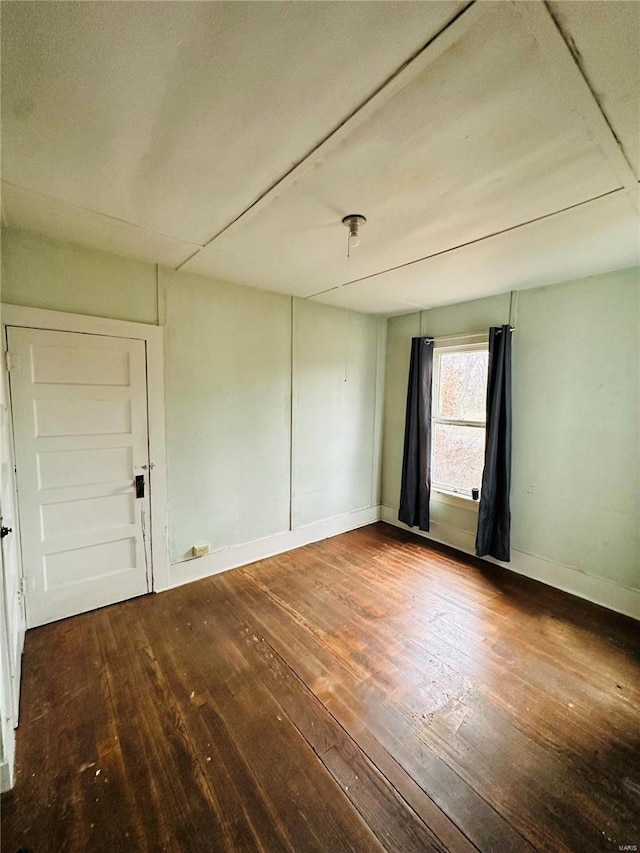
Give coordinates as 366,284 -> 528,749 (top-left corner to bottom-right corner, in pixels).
2,522 -> 639,852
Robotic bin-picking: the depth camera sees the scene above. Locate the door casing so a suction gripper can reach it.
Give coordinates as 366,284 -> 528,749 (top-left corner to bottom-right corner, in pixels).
2,305 -> 169,596
0,351 -> 25,791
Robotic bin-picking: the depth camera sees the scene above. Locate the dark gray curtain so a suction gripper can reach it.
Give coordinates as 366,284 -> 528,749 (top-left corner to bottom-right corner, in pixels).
398,337 -> 434,531
476,325 -> 512,561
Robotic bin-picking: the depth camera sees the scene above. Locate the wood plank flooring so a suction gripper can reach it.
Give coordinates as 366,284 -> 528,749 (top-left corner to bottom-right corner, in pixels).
2,522 -> 639,852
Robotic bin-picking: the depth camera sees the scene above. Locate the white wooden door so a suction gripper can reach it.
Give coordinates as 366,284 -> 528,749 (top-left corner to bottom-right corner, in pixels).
0,360 -> 25,728
8,327 -> 152,627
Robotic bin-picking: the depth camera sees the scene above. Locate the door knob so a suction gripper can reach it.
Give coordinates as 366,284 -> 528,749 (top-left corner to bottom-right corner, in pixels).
1,526 -> 12,539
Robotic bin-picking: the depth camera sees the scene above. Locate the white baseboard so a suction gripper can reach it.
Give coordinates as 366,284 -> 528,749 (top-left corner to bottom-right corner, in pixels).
0,728 -> 15,793
381,505 -> 640,621
164,505 -> 381,591
0,759 -> 11,793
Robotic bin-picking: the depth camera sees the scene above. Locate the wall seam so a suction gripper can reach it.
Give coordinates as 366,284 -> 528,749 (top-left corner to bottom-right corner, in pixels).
370,321 -> 379,507
509,290 -> 519,328
371,317 -> 387,507
289,297 -> 295,532
155,264 -> 160,326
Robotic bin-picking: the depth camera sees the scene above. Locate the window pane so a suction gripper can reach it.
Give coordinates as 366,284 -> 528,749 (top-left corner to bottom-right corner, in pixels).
432,423 -> 485,493
438,350 -> 488,421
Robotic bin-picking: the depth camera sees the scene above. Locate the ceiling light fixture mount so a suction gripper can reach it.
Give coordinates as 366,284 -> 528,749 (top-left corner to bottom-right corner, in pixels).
342,213 -> 367,255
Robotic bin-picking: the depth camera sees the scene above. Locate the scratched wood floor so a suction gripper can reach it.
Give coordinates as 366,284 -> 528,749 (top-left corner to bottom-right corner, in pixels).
2,523 -> 639,852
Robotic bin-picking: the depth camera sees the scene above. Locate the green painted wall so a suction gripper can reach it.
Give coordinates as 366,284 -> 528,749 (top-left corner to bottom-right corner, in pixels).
5,227 -> 637,595
159,268 -> 292,560
1,227 -> 158,324
511,271 -> 638,588
293,300 -> 385,527
382,312 -> 421,516
1,228 -> 385,565
382,268 -> 640,592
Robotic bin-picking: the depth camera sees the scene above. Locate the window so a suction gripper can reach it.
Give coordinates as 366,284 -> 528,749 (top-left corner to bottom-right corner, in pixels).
431,343 -> 488,498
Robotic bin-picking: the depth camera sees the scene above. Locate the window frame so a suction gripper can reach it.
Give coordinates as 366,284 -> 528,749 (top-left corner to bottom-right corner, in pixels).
431,339 -> 489,502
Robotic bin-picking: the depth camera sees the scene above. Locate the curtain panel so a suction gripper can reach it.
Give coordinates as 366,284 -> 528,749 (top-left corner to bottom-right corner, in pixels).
476,325 -> 513,561
398,336 -> 434,531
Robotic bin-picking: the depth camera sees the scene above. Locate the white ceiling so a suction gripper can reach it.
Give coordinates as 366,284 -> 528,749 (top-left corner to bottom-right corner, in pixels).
2,0 -> 639,315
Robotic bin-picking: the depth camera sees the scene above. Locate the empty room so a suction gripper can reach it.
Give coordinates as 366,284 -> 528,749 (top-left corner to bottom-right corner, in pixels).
0,1 -> 639,851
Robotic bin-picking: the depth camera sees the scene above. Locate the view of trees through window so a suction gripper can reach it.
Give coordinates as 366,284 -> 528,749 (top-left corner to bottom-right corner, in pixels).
432,348 -> 488,495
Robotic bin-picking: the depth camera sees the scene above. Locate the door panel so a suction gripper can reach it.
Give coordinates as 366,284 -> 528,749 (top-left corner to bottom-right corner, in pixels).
41,493 -> 134,538
34,398 -> 132,436
37,446 -> 133,489
8,327 -> 151,627
30,343 -> 131,385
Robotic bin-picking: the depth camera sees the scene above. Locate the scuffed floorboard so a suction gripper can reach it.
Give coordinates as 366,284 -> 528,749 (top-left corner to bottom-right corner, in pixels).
2,523 -> 638,852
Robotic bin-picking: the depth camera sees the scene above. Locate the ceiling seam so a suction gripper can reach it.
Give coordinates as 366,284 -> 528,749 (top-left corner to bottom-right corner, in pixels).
0,180 -> 204,248
516,2 -> 638,197
305,187 -> 626,299
544,0 -> 637,183
176,0 -> 479,271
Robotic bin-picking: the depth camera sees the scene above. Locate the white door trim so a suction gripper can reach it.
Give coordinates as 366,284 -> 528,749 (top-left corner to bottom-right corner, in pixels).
1,304 -> 169,592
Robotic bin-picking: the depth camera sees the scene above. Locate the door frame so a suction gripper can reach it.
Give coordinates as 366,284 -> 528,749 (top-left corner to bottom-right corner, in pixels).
0,349 -> 24,791
1,304 -> 169,592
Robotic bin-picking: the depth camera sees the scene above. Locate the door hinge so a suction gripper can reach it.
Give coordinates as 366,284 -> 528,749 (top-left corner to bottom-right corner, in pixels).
18,575 -> 34,596
5,352 -> 20,372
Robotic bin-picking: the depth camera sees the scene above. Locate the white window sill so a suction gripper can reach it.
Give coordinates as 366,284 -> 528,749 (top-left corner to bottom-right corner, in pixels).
431,488 -> 480,511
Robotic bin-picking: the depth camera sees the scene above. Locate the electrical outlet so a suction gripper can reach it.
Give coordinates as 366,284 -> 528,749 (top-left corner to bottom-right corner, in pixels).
192,543 -> 210,558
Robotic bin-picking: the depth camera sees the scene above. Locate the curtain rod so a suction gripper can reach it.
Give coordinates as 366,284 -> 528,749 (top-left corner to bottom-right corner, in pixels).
426,327 -> 515,343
